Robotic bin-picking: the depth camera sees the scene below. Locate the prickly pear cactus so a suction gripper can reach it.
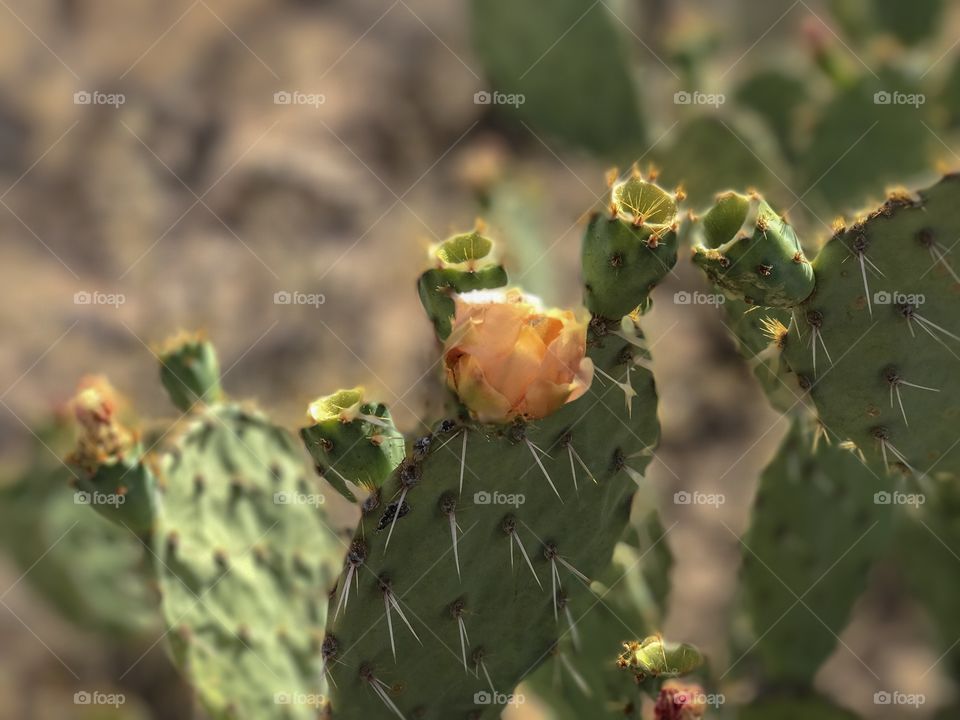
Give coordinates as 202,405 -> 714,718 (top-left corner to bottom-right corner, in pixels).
0,420 -> 156,636
780,177 -> 960,480
69,338 -> 343,720
68,377 -> 158,537
690,178 -> 960,480
525,490 -> 676,720
581,170 -> 681,319
301,387 -> 406,502
692,191 -> 814,307
155,399 -> 341,720
316,178 -> 674,719
741,418 -> 893,686
893,476 -> 960,682
417,228 -> 509,340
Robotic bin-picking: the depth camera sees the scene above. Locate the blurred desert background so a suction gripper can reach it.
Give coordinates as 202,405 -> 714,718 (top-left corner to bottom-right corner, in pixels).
1,0 -> 959,717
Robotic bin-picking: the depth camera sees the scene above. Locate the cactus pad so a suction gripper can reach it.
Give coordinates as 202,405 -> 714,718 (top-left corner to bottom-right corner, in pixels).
155,402 -> 342,720
692,191 -> 814,307
741,418 -> 892,685
780,177 -> 960,480
319,318 -> 660,718
301,387 -> 406,503
581,173 -> 680,319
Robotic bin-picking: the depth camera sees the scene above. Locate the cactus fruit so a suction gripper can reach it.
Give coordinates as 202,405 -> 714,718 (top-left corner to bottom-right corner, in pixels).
692,191 -> 814,307
317,181 -> 669,717
69,338 -> 342,720
301,387 -> 406,502
741,418 -> 893,686
617,636 -> 703,684
581,170 -> 681,319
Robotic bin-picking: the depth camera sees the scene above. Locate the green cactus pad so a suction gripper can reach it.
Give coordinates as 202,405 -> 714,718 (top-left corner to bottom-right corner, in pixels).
155,403 -> 342,720
0,422 -> 156,636
692,191 -> 814,307
469,0 -> 646,160
320,315 -> 661,718
734,70 -> 809,158
67,382 -> 158,536
873,0 -> 943,46
654,115 -> 776,209
158,333 -> 224,412
780,177 -> 960,480
893,477 -> 960,681
418,229 -> 509,340
75,455 -> 157,537
581,175 -> 680,319
741,418 -> 893,686
526,501 -> 675,720
799,71 -> 931,215
301,387 -> 406,503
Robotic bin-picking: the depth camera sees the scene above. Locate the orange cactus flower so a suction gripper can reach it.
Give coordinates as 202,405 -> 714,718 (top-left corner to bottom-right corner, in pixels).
443,289 -> 594,423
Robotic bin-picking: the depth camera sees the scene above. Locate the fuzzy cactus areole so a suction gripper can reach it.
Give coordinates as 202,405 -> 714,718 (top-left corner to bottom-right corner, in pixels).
442,288 -> 594,423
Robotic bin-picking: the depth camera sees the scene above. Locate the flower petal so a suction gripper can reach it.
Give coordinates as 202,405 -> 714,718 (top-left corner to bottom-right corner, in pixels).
446,352 -> 512,423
